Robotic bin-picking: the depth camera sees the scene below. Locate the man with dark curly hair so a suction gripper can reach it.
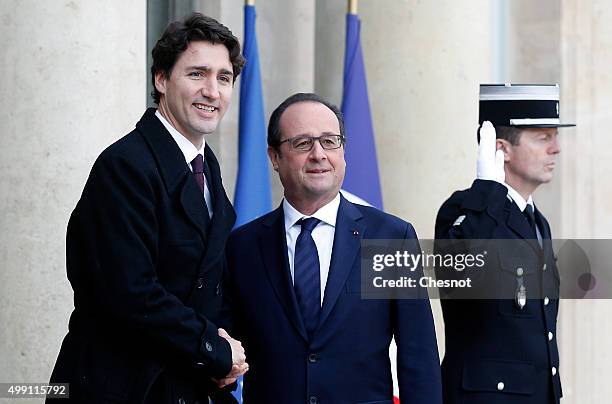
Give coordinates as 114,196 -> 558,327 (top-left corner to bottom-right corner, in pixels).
48,13 -> 247,403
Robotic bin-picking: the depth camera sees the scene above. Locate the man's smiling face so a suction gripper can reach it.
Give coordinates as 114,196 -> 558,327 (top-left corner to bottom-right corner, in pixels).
269,101 -> 346,209
155,40 -> 234,142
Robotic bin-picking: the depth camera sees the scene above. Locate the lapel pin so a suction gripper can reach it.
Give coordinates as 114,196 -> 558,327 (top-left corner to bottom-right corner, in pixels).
353,230 -> 359,236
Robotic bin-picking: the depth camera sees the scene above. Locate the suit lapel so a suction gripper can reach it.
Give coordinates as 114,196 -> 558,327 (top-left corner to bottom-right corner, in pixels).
199,145 -> 236,272
259,206 -> 308,341
179,176 -> 210,243
319,196 -> 364,329
137,108 -> 209,242
137,108 -> 235,265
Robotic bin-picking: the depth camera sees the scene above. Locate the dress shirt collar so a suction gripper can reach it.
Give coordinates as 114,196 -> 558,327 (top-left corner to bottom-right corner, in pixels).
504,182 -> 534,212
283,193 -> 341,232
155,109 -> 205,166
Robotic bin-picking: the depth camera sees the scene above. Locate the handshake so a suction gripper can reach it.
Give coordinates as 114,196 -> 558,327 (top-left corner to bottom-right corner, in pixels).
213,328 -> 249,389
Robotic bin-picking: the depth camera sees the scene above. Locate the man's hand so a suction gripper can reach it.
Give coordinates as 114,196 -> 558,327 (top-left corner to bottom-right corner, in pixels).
212,363 -> 249,388
213,328 -> 249,388
218,328 -> 247,367
476,121 -> 505,183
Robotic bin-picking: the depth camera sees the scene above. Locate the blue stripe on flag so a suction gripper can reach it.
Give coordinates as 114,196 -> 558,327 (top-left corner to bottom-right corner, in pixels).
234,4 -> 272,229
341,13 -> 383,209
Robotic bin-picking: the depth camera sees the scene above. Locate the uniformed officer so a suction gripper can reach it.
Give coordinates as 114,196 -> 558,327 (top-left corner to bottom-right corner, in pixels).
435,84 -> 574,404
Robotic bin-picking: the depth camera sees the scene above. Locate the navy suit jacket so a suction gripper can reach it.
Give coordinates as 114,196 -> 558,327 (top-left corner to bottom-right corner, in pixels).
435,180 -> 561,404
224,196 -> 442,404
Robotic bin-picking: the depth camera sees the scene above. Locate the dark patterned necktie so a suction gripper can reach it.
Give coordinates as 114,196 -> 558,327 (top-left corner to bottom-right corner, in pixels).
294,217 -> 321,338
191,155 -> 205,194
190,155 -> 212,224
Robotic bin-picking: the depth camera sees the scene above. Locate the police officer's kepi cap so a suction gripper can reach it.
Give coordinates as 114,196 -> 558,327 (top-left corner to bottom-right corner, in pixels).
479,84 -> 575,128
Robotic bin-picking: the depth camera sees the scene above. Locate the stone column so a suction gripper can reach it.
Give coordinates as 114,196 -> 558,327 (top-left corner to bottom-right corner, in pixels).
314,0 -> 345,106
504,1 -> 612,401
0,0 -> 146,392
557,0 -> 612,402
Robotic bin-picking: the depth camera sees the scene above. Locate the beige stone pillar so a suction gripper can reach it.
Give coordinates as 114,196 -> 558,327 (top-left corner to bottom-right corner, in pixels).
558,0 -> 612,402
506,0 -> 561,83
0,0 -> 146,393
504,1 -> 612,402
314,0 -> 345,106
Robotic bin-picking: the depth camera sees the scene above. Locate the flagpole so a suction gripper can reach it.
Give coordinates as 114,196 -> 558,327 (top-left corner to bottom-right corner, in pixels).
348,0 -> 357,15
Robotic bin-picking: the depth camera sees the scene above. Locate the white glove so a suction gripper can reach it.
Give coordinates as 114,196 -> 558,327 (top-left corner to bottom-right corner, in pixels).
476,121 -> 505,183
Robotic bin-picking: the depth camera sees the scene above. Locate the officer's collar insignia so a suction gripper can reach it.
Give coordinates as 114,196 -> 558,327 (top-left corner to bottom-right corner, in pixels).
453,215 -> 466,226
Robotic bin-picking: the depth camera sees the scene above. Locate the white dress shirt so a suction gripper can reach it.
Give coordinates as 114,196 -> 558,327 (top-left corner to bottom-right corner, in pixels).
155,110 -> 213,218
283,193 -> 341,306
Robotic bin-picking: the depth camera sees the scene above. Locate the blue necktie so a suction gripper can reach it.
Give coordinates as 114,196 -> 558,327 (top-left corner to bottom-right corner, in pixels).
294,217 -> 321,338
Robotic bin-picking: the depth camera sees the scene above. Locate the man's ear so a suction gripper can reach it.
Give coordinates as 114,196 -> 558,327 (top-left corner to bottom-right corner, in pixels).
267,146 -> 279,171
154,71 -> 167,96
496,139 -> 511,162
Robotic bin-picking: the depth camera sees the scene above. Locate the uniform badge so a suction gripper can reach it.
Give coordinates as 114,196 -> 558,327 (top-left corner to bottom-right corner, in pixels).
515,273 -> 527,310
516,285 -> 527,310
453,215 -> 466,226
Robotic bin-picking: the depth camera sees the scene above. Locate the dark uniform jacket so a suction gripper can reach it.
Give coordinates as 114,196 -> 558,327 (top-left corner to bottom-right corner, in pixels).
435,179 -> 561,404
48,108 -> 236,403
224,196 -> 442,404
